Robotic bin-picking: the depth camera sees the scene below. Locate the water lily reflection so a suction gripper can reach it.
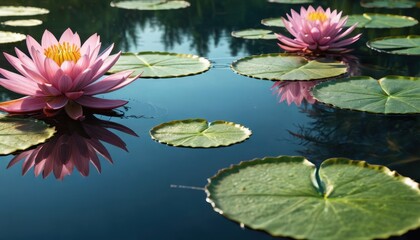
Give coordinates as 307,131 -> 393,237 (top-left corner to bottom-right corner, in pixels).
272,80 -> 319,106
7,114 -> 138,180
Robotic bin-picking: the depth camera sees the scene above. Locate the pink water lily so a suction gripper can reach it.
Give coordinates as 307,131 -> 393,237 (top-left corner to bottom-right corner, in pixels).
276,6 -> 361,54
0,28 -> 139,120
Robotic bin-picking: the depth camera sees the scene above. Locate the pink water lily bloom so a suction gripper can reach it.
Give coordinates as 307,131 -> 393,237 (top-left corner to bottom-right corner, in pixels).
0,28 -> 139,120
276,6 -> 361,54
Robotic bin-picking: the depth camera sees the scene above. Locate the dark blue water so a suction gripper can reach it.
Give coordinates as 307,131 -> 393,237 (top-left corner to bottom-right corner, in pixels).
0,1 -> 419,239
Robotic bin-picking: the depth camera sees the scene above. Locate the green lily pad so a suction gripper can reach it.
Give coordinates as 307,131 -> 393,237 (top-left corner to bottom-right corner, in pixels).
0,115 -> 56,155
231,54 -> 347,81
312,76 -> 420,114
231,29 -> 277,40
1,19 -> 43,27
0,31 -> 26,44
268,0 -> 313,3
150,119 -> 252,148
206,156 -> 420,240
108,51 -> 211,78
345,13 -> 418,28
110,0 -> 190,10
361,0 -> 416,8
261,18 -> 285,27
0,6 -> 49,16
367,35 -> 420,55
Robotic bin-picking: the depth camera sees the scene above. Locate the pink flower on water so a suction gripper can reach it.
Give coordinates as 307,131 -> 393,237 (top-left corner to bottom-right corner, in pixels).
0,28 -> 139,120
272,81 -> 318,106
276,6 -> 361,54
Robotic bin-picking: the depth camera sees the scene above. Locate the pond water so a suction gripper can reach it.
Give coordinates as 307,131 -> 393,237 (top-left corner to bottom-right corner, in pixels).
0,0 -> 419,239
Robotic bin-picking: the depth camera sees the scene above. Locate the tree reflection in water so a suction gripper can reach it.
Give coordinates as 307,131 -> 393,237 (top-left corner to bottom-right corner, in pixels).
7,113 -> 138,180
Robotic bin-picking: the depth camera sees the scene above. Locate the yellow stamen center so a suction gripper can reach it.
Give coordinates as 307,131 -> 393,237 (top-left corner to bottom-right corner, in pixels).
307,11 -> 328,22
44,42 -> 81,66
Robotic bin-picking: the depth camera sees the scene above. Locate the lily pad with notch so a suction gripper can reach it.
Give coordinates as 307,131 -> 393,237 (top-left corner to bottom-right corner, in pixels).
108,51 -> 211,78
231,54 -> 347,81
150,119 -> 252,148
231,29 -> 277,40
206,156 -> 420,239
345,13 -> 418,28
367,35 -> 420,55
110,0 -> 190,10
312,76 -> 420,114
0,115 -> 56,155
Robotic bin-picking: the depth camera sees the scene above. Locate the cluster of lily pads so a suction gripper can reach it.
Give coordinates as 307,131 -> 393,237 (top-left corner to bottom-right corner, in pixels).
0,1 -> 419,240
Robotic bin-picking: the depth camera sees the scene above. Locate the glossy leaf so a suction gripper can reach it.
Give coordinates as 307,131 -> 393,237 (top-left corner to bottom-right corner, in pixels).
0,115 -> 56,155
150,119 -> 252,148
312,76 -> 420,114
361,0 -> 416,8
1,19 -> 43,27
367,35 -> 420,55
231,29 -> 277,40
231,54 -> 347,81
268,0 -> 313,3
261,18 -> 285,27
345,13 -> 418,28
0,31 -> 26,44
206,156 -> 420,240
108,51 -> 211,78
110,0 -> 190,10
0,6 -> 49,16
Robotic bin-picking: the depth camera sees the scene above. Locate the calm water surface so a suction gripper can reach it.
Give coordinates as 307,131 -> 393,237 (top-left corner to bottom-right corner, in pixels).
0,0 -> 419,239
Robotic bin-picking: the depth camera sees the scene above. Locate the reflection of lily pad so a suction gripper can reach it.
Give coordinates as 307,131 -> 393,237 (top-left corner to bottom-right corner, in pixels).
0,6 -> 49,16
0,115 -> 56,155
108,51 -> 211,78
361,0 -> 416,8
345,13 -> 418,28
261,18 -> 285,27
367,35 -> 420,55
150,119 -> 252,148
110,0 -> 190,10
1,19 -> 43,27
268,0 -> 313,3
312,76 -> 420,114
231,29 -> 277,39
0,31 -> 26,44
231,54 -> 347,81
206,156 -> 420,240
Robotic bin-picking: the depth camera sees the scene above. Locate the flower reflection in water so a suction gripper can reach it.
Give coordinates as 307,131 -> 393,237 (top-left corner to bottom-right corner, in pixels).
7,114 -> 138,180
272,80 -> 319,106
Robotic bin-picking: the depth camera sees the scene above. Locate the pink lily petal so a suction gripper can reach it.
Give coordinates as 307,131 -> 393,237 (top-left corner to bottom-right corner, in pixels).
0,96 -> 45,112
46,95 -> 68,110
83,70 -> 133,95
65,101 -> 84,120
41,30 -> 59,49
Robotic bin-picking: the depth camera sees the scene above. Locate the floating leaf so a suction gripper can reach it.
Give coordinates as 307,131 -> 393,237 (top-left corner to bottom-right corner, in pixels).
361,0 -> 416,8
312,76 -> 420,114
367,35 -> 420,55
150,119 -> 251,148
1,19 -> 43,27
0,115 -> 55,155
261,18 -> 285,27
268,0 -> 313,3
110,0 -> 190,10
108,51 -> 211,78
231,29 -> 277,40
0,31 -> 26,44
231,54 -> 347,81
0,6 -> 49,16
206,156 -> 420,240
345,13 -> 418,28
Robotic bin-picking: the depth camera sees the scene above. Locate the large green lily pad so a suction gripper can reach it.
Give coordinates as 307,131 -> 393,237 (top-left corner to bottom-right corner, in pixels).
108,51 -> 211,78
312,76 -> 420,114
1,19 -> 43,27
110,0 -> 190,10
231,29 -> 277,40
268,0 -> 313,3
0,31 -> 26,44
345,13 -> 418,28
231,54 -> 347,81
150,119 -> 252,148
206,156 -> 420,240
261,18 -> 285,27
360,0 -> 416,8
367,35 -> 420,55
0,6 -> 49,16
0,115 -> 56,155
